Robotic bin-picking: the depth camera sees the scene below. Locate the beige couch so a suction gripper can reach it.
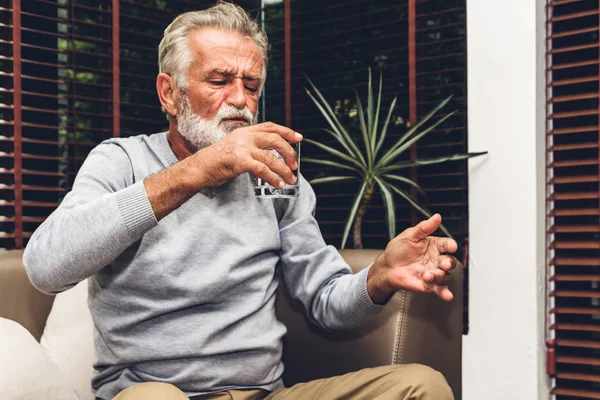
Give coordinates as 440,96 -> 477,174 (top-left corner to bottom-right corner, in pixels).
0,249 -> 463,399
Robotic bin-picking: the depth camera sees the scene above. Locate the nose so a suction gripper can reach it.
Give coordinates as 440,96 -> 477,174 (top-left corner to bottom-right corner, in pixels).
225,78 -> 246,109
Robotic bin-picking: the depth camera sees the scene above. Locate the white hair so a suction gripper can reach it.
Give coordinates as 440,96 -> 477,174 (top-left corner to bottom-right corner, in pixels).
158,2 -> 269,92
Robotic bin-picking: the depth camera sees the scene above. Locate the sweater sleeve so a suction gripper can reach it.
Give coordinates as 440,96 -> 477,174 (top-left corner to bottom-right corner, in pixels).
23,142 -> 157,294
277,176 -> 383,331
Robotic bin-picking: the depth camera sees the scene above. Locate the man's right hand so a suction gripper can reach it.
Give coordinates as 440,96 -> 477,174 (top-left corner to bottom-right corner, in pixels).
193,122 -> 302,190
144,122 -> 302,221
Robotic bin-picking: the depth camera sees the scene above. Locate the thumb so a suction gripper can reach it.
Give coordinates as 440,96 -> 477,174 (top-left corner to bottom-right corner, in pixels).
403,213 -> 442,241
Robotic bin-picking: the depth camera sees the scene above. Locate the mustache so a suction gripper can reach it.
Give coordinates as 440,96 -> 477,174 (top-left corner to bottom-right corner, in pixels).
216,104 -> 254,124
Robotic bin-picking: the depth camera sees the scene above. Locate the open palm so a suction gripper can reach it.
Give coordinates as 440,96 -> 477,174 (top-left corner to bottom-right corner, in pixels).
367,214 -> 458,303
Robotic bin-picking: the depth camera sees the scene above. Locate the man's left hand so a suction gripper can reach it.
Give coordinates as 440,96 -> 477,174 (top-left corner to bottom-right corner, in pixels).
367,214 -> 458,304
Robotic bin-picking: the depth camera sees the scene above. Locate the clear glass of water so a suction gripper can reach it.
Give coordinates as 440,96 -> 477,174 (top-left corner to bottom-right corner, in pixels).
254,141 -> 300,198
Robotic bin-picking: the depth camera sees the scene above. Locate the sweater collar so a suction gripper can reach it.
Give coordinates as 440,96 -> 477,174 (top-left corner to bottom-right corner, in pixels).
157,131 -> 179,166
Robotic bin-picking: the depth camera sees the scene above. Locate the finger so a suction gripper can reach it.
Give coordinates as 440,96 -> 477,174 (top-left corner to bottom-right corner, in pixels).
436,237 -> 458,254
424,269 -> 450,285
250,122 -> 303,143
423,270 -> 435,283
438,255 -> 458,272
433,285 -> 453,302
401,213 -> 442,242
253,149 -> 297,185
247,160 -> 285,189
253,133 -> 298,171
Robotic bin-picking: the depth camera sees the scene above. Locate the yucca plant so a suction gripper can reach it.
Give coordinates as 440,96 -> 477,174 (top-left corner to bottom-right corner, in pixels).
304,70 -> 487,249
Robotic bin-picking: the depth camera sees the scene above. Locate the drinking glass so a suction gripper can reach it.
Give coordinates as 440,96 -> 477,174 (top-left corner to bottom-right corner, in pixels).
254,141 -> 300,198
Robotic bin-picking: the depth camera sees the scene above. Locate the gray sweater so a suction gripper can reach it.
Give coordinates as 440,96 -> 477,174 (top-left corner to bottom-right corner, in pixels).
23,132 -> 382,399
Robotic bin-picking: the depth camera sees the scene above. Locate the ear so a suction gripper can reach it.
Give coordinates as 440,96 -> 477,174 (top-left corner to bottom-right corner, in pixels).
156,73 -> 178,117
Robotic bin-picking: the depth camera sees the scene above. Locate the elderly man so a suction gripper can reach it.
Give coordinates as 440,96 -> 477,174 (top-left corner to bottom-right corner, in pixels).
24,3 -> 457,400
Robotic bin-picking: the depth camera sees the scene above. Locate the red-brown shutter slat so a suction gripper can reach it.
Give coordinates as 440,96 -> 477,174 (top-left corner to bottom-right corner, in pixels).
557,372 -> 600,383
552,306 -> 600,315
549,224 -> 600,232
546,0 -> 600,397
550,241 -> 600,249
557,339 -> 600,349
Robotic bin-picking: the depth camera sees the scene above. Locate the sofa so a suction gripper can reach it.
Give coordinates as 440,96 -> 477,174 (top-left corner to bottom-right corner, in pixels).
0,248 -> 463,399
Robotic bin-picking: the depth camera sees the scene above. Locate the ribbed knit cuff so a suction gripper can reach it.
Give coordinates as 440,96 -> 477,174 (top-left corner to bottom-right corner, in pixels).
353,266 -> 385,316
115,181 -> 158,240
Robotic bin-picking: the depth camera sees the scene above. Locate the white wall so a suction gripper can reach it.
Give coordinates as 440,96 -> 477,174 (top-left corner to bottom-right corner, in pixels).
465,0 -> 551,399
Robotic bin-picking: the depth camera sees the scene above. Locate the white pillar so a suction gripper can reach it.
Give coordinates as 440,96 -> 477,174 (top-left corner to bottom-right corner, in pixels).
464,0 -> 551,399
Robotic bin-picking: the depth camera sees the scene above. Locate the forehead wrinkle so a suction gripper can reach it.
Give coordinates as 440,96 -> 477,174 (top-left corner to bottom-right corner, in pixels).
205,68 -> 236,77
188,29 -> 263,83
202,49 -> 262,81
243,53 -> 262,74
203,68 -> 261,83
239,51 -> 263,85
232,35 -> 263,79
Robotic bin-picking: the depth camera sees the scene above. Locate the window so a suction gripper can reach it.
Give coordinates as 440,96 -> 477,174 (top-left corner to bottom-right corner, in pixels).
265,0 -> 470,331
1,0 -> 217,249
3,1 -> 470,335
545,0 -> 600,398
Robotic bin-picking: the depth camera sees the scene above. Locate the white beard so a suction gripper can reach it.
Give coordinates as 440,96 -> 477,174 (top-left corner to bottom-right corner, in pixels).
176,95 -> 258,151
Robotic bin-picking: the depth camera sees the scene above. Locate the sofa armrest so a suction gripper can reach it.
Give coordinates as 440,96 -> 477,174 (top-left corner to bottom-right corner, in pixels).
0,250 -> 54,341
398,261 -> 463,400
275,249 -> 462,399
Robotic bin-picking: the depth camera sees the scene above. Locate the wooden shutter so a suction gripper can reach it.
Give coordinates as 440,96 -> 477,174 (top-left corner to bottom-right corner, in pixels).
119,1 -> 169,138
1,0 -> 24,249
285,0 -> 412,248
413,0 -> 469,332
4,0 -> 471,276
546,0 -> 600,399
3,1 -> 269,249
1,0 -> 118,249
61,1 -> 115,188
257,0 -> 284,127
278,0 -> 468,250
1,0 -> 76,249
269,0 -> 468,333
414,0 -> 468,247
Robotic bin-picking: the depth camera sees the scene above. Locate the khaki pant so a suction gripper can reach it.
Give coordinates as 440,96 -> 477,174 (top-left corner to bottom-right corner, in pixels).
112,364 -> 454,400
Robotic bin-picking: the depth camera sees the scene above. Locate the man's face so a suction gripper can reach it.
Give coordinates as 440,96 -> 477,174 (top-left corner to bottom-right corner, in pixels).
175,28 -> 263,150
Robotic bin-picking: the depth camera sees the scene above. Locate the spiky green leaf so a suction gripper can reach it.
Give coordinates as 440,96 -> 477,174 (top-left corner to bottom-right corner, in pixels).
309,176 -> 357,185
374,177 -> 396,240
388,185 -> 453,238
355,90 -> 373,167
303,138 -> 365,170
378,95 -> 454,166
372,71 -> 383,152
381,174 -> 427,197
341,182 -> 368,249
320,128 -> 341,141
367,68 -> 373,136
302,157 -> 361,174
305,89 -> 357,159
374,95 -> 397,157
305,77 -> 366,165
391,95 -> 454,150
378,151 -> 488,173
377,111 -> 457,168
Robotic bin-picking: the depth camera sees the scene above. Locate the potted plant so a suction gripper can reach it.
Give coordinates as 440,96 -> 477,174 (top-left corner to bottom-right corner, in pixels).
304,70 -> 487,249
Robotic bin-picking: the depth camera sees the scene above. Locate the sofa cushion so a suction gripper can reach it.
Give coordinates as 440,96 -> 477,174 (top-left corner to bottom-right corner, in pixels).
41,279 -> 96,400
0,249 -> 54,341
0,317 -> 78,400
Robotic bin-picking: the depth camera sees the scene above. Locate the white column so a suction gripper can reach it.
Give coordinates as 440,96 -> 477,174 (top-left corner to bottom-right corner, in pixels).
464,0 -> 550,399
